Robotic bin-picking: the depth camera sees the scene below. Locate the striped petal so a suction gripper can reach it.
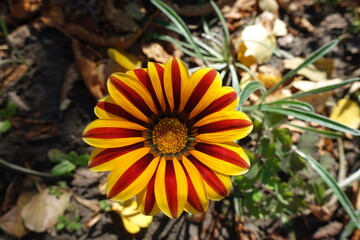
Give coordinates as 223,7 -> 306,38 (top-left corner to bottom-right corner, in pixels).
191,86 -> 239,123
108,73 -> 157,123
95,96 -> 147,126
106,154 -> 159,201
163,57 -> 189,113
182,157 -> 208,213
147,62 -> 167,112
181,68 -> 222,119
190,142 -> 250,175
88,143 -> 149,172
127,68 -> 165,115
83,119 -> 146,148
137,174 -> 160,216
194,111 -> 253,142
187,154 -> 232,200
154,158 -> 188,218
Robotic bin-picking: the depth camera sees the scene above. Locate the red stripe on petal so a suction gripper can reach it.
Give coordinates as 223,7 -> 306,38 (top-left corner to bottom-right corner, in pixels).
110,75 -> 153,117
133,69 -> 163,113
171,59 -> 181,110
195,143 -> 250,169
184,167 -> 204,212
89,142 -> 144,168
184,69 -> 217,114
144,174 -> 156,215
108,154 -> 154,199
188,155 -> 228,197
192,91 -> 237,122
197,119 -> 253,134
165,161 -> 178,218
97,101 -> 146,126
83,127 -> 143,139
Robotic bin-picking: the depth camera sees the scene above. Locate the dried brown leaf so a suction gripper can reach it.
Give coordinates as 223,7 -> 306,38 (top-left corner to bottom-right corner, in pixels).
104,0 -> 139,33
312,221 -> 343,239
11,118 -> 59,140
21,188 -> 71,232
0,207 -> 28,238
72,39 -> 105,99
8,0 -> 43,20
142,42 -> 171,64
309,205 -> 333,221
1,64 -> 29,92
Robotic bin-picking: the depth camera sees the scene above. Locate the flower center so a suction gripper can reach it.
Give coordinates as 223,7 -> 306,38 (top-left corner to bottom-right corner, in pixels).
152,118 -> 188,154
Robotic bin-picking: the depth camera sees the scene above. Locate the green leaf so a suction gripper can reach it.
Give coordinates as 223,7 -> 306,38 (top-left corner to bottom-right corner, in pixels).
48,149 -> 67,163
294,147 -> 360,229
283,77 -> 360,100
234,62 -> 258,81
4,103 -> 17,118
260,105 -> 360,136
270,100 -> 315,112
340,210 -> 360,239
0,120 -> 11,133
210,0 -> 230,60
287,123 -> 343,139
51,160 -> 76,176
239,81 -> 266,107
265,39 -> 339,97
75,154 -> 89,166
151,0 -> 205,64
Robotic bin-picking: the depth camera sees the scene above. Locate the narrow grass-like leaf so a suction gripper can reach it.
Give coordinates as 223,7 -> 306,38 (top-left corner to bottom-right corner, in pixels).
283,77 -> 360,100
193,37 -> 224,59
188,63 -> 227,73
265,39 -> 339,97
340,211 -> 360,240
260,105 -> 360,136
270,100 -> 315,112
239,81 -> 266,106
151,0 -> 205,63
210,0 -> 231,61
242,39 -> 282,57
293,147 -> 360,229
287,123 -> 343,139
153,19 -> 182,34
234,62 -> 259,81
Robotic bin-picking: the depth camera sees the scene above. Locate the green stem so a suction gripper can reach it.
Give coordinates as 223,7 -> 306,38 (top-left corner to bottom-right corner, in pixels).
0,158 -> 55,178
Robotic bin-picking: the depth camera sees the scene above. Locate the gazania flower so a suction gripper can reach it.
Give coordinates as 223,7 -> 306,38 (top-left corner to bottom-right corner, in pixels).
83,57 -> 253,218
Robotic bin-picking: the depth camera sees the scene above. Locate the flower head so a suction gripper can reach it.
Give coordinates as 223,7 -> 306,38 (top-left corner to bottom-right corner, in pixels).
83,57 -> 253,218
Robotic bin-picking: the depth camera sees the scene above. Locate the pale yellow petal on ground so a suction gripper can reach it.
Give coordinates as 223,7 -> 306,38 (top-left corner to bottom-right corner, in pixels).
330,98 -> 360,129
121,216 -> 141,234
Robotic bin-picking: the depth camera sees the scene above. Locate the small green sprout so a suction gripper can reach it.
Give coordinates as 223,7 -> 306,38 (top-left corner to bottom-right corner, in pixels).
48,149 -> 89,176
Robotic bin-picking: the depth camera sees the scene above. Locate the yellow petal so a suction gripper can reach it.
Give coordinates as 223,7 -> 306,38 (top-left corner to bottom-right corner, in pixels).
108,48 -> 141,71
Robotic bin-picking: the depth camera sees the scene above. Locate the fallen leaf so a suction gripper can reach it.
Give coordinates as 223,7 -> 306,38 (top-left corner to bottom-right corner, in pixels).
104,0 -> 140,33
0,207 -> 28,238
73,195 -> 100,212
309,205 -> 333,221
1,64 -> 29,92
72,39 -> 105,99
11,118 -> 59,140
240,24 -> 276,64
312,221 -> 343,239
108,48 -> 141,71
97,59 -> 125,86
258,0 -> 279,15
284,57 -> 327,82
21,188 -> 71,232
257,65 -> 282,89
330,99 -> 360,129
142,42 -> 171,64
8,0 -> 43,20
